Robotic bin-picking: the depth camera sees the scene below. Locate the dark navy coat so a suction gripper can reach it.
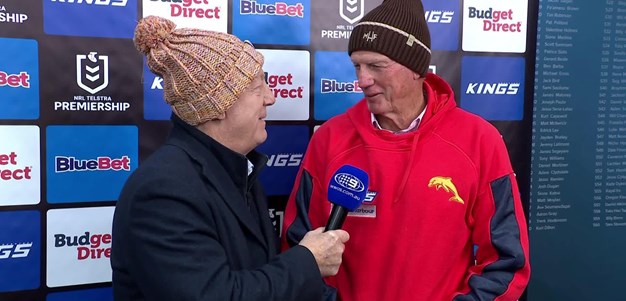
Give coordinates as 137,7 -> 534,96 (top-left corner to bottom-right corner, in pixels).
111,117 -> 324,301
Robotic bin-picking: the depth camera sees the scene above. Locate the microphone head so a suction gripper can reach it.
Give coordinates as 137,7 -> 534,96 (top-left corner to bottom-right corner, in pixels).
327,165 -> 369,211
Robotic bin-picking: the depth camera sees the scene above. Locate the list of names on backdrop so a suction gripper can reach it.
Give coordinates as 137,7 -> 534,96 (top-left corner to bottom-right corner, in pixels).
594,0 -> 626,229
530,0 -> 626,299
532,0 -> 626,232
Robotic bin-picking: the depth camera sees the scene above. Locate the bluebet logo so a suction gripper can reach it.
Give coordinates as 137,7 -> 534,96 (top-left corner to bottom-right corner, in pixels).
257,126 -> 308,195
320,78 -> 361,93
0,71 -> 30,88
44,0 -> 137,38
240,0 -> 304,17
314,51 -> 362,120
0,211 -> 40,293
0,38 -> 39,119
55,156 -> 131,173
461,56 -> 525,121
233,0 -> 310,45
46,125 -> 138,203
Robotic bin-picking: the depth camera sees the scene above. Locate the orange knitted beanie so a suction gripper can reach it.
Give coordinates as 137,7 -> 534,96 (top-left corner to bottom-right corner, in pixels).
134,16 -> 264,125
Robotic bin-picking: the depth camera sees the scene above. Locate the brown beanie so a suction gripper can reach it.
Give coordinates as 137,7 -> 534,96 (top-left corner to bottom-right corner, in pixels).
133,16 -> 264,125
348,0 -> 431,76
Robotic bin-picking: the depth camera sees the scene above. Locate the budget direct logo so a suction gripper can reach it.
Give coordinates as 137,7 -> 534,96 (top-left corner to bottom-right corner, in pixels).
258,49 -> 309,120
233,0 -> 310,45
44,0 -> 137,38
423,0 -> 460,51
54,231 -> 112,260
47,207 -> 114,287
462,0 -> 528,53
314,51 -> 363,120
46,125 -> 138,203
0,126 -> 40,206
142,0 -> 227,32
0,38 -> 39,120
461,56 -> 525,120
256,126 -> 308,195
0,211 -> 40,293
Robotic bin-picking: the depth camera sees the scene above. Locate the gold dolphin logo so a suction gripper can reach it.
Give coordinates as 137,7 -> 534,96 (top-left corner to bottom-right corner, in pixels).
428,176 -> 465,204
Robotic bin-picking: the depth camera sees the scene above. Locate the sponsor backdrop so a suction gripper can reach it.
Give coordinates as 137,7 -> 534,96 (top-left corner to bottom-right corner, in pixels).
0,0 -> 537,300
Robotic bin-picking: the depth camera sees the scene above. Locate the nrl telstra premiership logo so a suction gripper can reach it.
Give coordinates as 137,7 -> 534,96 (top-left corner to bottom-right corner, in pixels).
339,0 -> 364,24
76,52 -> 109,95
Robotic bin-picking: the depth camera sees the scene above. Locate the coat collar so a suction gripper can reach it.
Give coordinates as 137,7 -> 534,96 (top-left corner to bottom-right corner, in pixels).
165,115 -> 273,251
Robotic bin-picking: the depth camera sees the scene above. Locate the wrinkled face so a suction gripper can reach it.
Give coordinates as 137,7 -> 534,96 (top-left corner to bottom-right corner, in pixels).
350,51 -> 420,116
222,70 -> 275,154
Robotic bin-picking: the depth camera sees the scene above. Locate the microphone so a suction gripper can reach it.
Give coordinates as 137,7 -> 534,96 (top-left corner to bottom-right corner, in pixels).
325,165 -> 369,231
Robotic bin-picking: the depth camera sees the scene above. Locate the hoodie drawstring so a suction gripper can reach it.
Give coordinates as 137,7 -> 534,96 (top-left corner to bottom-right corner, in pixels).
393,133 -> 420,203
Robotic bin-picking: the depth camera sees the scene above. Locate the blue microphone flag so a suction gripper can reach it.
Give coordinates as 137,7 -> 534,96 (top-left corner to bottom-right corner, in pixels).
327,165 -> 369,211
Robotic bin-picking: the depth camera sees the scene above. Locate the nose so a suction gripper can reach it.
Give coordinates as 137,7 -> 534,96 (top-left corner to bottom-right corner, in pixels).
264,83 -> 276,106
356,67 -> 374,89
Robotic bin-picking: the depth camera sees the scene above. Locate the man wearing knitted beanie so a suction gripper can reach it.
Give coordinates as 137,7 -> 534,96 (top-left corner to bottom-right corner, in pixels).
282,0 -> 531,300
112,16 -> 350,301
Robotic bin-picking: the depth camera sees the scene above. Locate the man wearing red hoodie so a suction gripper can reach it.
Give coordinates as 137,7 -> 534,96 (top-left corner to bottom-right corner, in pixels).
282,0 -> 530,300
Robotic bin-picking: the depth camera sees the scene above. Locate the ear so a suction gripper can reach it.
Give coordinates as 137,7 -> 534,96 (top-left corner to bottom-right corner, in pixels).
412,71 -> 420,80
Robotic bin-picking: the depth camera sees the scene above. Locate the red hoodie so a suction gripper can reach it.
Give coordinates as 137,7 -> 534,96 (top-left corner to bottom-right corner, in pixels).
282,74 -> 530,301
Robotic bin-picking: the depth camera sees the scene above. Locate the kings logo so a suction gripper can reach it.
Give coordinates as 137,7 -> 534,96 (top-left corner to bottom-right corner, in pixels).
339,0 -> 364,24
76,52 -> 109,95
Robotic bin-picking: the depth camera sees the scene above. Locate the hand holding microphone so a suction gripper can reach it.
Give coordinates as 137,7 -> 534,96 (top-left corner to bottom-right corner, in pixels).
299,165 -> 369,276
325,165 -> 369,231
299,227 -> 349,277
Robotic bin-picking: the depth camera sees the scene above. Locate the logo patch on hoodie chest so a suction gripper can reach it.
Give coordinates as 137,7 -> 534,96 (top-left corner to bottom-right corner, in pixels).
347,191 -> 377,218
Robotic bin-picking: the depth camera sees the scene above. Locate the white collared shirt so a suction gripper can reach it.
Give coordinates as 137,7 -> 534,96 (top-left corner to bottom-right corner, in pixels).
371,104 -> 427,134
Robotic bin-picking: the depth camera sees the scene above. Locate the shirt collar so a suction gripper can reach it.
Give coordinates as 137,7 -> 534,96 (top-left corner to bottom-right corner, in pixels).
371,104 -> 427,134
